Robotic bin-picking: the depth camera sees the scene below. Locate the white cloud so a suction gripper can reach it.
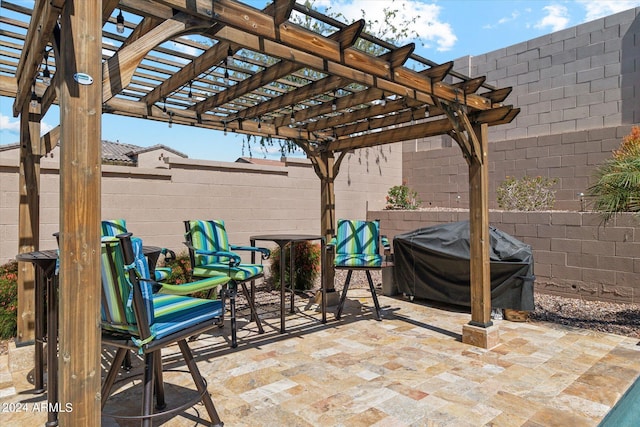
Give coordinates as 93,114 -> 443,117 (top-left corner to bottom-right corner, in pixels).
0,113 -> 20,133
535,4 -> 570,32
484,10 -> 520,29
0,113 -> 55,137
576,0 -> 640,22
312,0 -> 456,52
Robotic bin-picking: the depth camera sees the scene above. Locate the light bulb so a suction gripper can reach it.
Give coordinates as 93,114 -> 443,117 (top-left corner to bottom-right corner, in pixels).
42,67 -> 51,86
116,10 -> 125,34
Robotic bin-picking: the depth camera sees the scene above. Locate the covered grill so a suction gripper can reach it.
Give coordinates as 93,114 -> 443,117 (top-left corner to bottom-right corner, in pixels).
393,221 -> 535,310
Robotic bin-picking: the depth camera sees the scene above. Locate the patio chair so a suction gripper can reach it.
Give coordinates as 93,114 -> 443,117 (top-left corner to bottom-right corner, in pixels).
330,219 -> 390,321
102,219 -> 175,282
100,233 -> 227,426
184,219 -> 270,347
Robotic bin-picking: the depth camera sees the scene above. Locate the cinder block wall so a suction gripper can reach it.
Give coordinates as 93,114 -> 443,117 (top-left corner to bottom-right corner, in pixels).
405,7 -> 639,210
0,144 -> 401,264
369,210 -> 640,304
405,125 -> 634,211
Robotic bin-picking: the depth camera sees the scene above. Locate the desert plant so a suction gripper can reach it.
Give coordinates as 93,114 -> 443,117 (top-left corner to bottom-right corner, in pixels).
496,176 -> 558,211
384,183 -> 421,210
270,241 -> 320,291
0,260 -> 18,339
588,127 -> 640,222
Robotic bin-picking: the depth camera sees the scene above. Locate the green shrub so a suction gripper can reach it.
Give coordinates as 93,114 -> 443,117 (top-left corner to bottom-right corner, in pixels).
588,126 -> 640,223
270,241 -> 320,291
0,261 -> 18,339
496,176 -> 558,211
384,183 -> 421,210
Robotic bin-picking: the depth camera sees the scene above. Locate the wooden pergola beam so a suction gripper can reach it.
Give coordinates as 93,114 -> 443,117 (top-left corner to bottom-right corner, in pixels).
193,19 -> 364,115
145,40 -> 232,106
12,0 -> 64,117
154,0 -> 493,111
327,106 -> 513,152
102,12 -> 210,102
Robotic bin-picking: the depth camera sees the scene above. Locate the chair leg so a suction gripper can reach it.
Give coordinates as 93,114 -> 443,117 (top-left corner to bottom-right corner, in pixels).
365,270 -> 382,321
101,348 -> 129,410
229,286 -> 238,348
177,339 -> 224,427
154,352 -> 167,410
240,282 -> 264,334
335,270 -> 353,320
142,352 -> 156,427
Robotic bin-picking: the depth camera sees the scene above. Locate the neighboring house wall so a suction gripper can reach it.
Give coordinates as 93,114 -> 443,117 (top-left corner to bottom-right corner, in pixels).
406,8 -> 639,210
370,210 -> 640,305
0,145 -> 402,264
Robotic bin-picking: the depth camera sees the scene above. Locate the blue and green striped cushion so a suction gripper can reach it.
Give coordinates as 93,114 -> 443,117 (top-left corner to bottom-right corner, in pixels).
101,219 -> 128,237
334,219 -> 383,268
101,237 -> 133,330
193,263 -> 263,281
151,294 -> 224,340
334,253 -> 383,267
154,267 -> 172,282
187,220 -> 233,266
101,237 -> 225,344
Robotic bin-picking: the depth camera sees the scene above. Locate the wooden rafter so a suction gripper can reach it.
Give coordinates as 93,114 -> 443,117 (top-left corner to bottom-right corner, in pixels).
12,0 -> 64,116
153,0 -> 493,110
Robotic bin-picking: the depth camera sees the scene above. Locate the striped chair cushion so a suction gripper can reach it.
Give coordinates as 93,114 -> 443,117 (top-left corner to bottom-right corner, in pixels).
101,219 -> 128,237
154,267 -> 172,282
100,236 -> 154,334
334,253 -> 383,268
151,294 -> 224,340
187,220 -> 234,266
334,219 -> 382,268
193,263 -> 263,281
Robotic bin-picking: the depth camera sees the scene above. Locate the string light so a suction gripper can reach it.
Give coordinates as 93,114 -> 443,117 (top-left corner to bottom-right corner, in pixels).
187,81 -> 193,99
168,112 -> 173,128
30,86 -> 38,108
331,90 -> 337,111
116,9 -> 125,34
290,107 -> 295,125
257,117 -> 261,129
162,98 -> 167,115
226,46 -> 233,65
42,50 -> 51,86
380,92 -> 386,106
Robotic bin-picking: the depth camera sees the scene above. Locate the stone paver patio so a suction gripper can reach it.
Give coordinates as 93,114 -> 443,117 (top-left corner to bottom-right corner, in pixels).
2,288 -> 639,426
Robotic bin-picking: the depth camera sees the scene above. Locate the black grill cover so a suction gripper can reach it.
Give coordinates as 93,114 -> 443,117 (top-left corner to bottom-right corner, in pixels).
393,221 -> 535,310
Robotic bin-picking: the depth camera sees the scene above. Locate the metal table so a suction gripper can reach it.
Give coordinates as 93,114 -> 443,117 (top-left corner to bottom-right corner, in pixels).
250,234 -> 326,333
15,245 -> 161,427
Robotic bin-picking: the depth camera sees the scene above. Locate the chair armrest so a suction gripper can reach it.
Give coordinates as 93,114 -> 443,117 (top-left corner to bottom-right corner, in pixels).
194,249 -> 242,266
229,244 -> 271,260
326,236 -> 337,248
160,248 -> 176,262
157,275 -> 230,296
381,235 -> 391,256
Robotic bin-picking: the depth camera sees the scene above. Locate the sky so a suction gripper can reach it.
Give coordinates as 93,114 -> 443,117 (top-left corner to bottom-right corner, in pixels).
1,0 -> 639,162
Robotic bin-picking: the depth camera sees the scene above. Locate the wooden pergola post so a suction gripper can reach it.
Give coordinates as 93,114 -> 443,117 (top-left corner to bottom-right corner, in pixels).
16,99 -> 42,344
461,123 -> 500,348
57,1 -> 103,424
316,151 -> 338,303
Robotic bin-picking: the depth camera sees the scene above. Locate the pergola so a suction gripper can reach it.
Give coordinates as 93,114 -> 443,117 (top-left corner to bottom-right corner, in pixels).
1,0 -> 519,423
